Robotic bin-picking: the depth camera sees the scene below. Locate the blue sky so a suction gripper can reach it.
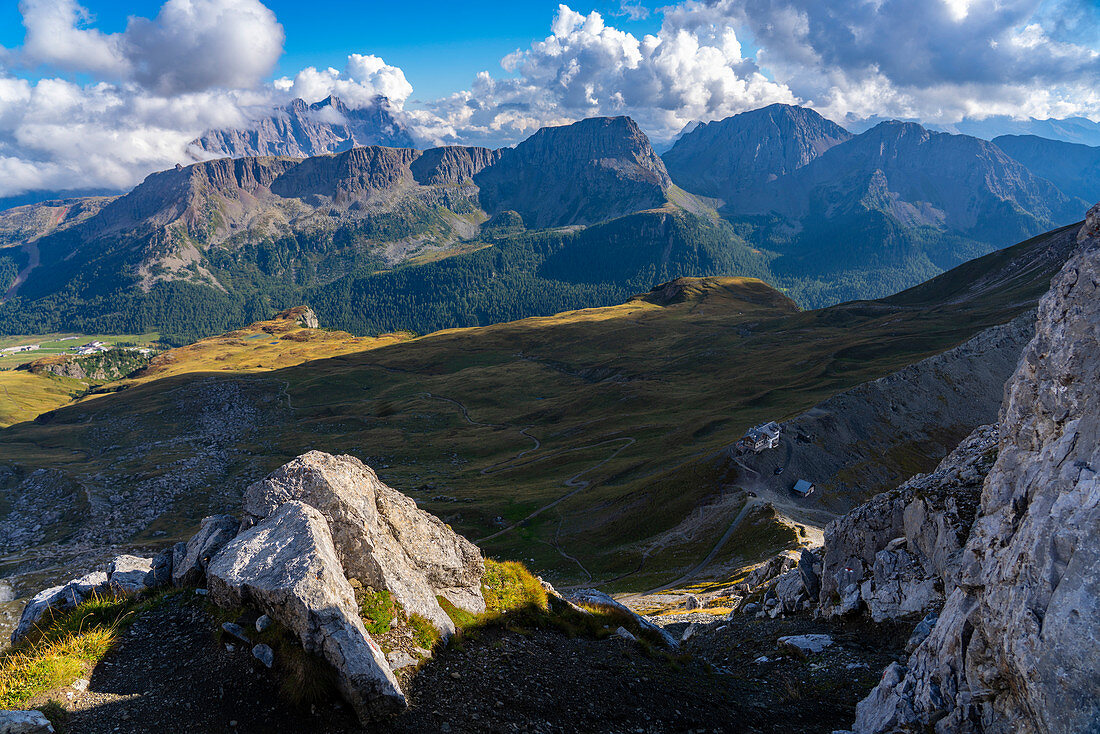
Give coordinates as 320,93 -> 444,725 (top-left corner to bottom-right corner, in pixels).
0,0 -> 1098,197
0,1 -> 664,100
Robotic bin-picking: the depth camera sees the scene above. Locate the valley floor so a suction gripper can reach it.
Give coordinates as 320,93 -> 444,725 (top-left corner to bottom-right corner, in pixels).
31,592 -> 905,734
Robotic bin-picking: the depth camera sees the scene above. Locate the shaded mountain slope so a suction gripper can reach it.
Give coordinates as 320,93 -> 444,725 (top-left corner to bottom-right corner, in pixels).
992,133 -> 1100,203
474,116 -> 674,228
720,121 -> 1084,305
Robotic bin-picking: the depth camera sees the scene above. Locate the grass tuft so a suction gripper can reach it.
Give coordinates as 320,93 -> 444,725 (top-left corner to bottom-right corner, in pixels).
0,591 -> 173,710
481,560 -> 548,615
357,587 -> 398,636
407,613 -> 442,651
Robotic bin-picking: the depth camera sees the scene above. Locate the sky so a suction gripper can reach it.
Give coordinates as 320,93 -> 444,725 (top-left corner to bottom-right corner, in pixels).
0,0 -> 1098,198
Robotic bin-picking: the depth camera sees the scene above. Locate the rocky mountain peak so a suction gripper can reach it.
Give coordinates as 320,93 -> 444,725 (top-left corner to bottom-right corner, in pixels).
474,116 -> 673,228
662,103 -> 852,202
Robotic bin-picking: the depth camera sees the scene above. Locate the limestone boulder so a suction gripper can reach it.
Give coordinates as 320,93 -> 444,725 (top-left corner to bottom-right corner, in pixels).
106,555 -> 153,595
10,571 -> 107,644
172,515 -> 240,587
0,710 -> 54,733
567,589 -> 678,648
773,569 -> 808,614
207,500 -> 406,722
243,451 -> 484,636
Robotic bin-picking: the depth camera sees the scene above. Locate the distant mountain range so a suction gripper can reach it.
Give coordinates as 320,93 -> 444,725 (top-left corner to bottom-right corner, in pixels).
190,94 -> 416,158
0,102 -> 1097,343
662,105 -> 1087,292
991,134 -> 1100,204
844,114 -> 1100,147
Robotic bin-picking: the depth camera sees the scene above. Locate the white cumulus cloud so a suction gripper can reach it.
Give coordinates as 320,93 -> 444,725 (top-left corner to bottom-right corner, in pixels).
414,3 -> 797,147
16,0 -> 284,94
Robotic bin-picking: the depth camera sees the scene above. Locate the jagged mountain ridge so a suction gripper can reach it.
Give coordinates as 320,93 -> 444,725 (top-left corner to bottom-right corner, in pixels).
0,115 -> 719,344
16,145 -> 501,301
8,115 -> 681,302
191,94 -> 416,158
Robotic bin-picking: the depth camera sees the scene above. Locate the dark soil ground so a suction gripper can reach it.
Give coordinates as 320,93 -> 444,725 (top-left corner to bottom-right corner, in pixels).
41,593 -> 907,734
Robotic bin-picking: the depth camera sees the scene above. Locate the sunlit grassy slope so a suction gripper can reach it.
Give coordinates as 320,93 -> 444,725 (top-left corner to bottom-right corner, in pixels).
0,332 -> 161,427
0,221 -> 1077,589
0,371 -> 86,427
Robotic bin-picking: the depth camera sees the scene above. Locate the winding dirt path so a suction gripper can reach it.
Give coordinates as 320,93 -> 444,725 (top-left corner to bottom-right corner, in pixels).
640,498 -> 760,595
417,392 -> 542,475
414,392 -> 637,547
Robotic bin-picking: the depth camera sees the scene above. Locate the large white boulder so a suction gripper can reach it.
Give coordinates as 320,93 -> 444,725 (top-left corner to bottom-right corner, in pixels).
243,451 -> 484,636
207,500 -> 406,722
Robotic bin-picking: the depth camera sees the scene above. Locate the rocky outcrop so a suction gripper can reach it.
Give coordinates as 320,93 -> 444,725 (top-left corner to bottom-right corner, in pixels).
9,450 -> 482,722
207,500 -> 406,721
271,306 -> 320,329
11,551 -> 162,643
10,571 -> 107,644
475,116 -> 672,228
818,424 -> 997,622
852,207 -> 1100,733
243,451 -> 485,637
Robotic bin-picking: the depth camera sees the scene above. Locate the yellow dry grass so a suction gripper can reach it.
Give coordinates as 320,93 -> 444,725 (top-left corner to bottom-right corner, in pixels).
0,370 -> 85,427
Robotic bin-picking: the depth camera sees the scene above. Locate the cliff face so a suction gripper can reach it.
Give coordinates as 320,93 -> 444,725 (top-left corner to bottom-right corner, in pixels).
852,206 -> 1100,733
817,424 -> 998,623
